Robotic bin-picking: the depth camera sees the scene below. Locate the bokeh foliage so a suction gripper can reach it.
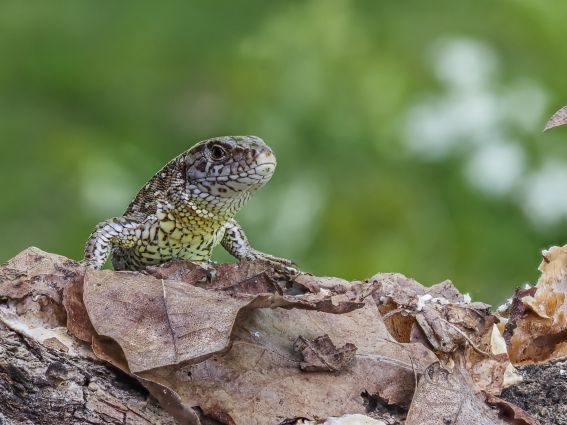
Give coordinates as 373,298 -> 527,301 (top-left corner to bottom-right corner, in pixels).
1,0 -> 567,304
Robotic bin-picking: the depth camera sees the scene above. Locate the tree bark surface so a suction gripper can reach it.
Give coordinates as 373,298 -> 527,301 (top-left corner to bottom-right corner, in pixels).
0,322 -> 176,425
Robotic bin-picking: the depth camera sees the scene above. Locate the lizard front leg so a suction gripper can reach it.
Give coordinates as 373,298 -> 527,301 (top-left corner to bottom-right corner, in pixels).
84,216 -> 155,269
221,219 -> 298,274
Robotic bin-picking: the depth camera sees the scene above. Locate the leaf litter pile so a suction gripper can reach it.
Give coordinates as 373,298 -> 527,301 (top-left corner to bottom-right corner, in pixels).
0,246 -> 550,425
1,106 -> 567,425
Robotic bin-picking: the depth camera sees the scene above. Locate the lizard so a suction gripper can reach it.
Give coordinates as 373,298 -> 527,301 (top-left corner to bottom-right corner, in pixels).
83,135 -> 297,273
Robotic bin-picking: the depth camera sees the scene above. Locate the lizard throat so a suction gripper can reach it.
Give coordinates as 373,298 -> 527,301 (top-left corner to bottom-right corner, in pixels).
187,187 -> 252,221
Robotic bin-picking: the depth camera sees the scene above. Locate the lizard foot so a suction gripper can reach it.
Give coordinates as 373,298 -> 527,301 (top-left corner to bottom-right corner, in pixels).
243,249 -> 299,276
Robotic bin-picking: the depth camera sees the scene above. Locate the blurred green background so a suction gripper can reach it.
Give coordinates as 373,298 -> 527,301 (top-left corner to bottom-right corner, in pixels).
1,0 -> 567,304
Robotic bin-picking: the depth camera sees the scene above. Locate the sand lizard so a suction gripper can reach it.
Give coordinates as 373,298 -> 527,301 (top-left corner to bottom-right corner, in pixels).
83,135 -> 296,272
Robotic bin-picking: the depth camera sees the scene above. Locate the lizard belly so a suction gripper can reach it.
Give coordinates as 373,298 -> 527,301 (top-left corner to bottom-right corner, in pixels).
139,218 -> 221,264
111,213 -> 226,270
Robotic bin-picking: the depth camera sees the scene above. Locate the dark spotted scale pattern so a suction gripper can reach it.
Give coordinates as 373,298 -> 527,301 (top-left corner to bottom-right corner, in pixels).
83,136 -> 296,272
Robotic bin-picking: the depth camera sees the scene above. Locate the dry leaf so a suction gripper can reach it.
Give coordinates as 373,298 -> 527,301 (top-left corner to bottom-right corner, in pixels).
141,301 -> 437,424
0,247 -> 84,303
485,394 -> 541,425
62,273 -> 96,342
145,259 -> 210,284
83,268 -> 380,373
82,263 -> 437,424
293,334 -> 357,372
369,271 -> 510,395
293,274 -> 352,294
506,245 -> 567,363
370,273 -> 471,343
405,362 -> 508,425
0,247 -> 89,353
0,247 -> 85,328
544,106 -> 567,131
83,270 -> 247,372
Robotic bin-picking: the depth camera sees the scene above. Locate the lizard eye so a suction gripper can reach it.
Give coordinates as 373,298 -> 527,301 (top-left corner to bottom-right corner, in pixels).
209,145 -> 226,161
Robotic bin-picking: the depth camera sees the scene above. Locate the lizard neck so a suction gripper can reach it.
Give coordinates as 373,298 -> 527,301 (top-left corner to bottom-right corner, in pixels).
187,188 -> 252,223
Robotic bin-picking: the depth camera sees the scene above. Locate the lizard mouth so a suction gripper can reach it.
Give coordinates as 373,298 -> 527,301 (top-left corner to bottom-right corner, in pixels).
254,162 -> 276,177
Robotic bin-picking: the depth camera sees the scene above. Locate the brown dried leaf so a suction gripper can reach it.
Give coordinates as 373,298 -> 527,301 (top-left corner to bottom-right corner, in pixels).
84,270 -> 245,372
0,247 -> 93,352
544,106 -> 567,131
147,259 -> 282,293
506,245 -> 567,363
209,260 -> 282,291
369,271 -> 511,395
145,260 -> 210,285
63,273 -> 96,342
370,273 -> 469,343
405,362 -> 508,425
141,300 -> 437,424
371,273 -> 466,307
141,380 -> 203,425
90,335 -> 203,425
83,267 -> 380,373
91,335 -> 130,372
85,261 -> 434,423
293,334 -> 357,372
293,274 -> 353,294
485,393 -> 541,425
0,247 -> 84,303
415,305 -> 466,353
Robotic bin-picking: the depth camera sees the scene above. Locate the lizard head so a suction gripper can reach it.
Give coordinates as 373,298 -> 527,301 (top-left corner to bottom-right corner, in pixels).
184,135 -> 276,207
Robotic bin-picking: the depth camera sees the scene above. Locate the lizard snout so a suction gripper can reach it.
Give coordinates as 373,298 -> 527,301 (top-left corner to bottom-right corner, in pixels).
255,163 -> 276,176
254,149 -> 277,177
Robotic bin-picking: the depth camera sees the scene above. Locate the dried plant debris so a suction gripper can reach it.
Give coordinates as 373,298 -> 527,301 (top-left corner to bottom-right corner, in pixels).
83,270 -> 251,372
405,362 -> 511,425
0,248 -> 88,354
140,302 -> 436,424
0,247 -> 84,303
544,105 -> 567,131
0,247 -> 541,425
82,265 -> 382,373
485,394 -> 540,425
293,334 -> 357,372
62,269 -> 97,342
505,245 -> 567,363
369,272 -> 515,395
0,247 -> 85,327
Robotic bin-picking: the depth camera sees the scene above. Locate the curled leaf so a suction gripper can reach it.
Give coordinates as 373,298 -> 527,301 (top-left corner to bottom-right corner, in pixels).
544,106 -> 567,131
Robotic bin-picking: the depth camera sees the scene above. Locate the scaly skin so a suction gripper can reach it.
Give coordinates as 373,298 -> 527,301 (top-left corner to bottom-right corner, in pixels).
83,135 -> 296,272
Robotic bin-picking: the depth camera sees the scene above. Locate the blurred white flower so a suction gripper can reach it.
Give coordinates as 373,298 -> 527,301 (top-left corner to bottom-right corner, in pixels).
432,38 -> 498,93
404,36 -> 554,227
464,142 -> 525,196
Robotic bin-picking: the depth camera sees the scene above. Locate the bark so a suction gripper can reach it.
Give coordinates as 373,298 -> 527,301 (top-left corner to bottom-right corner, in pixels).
0,321 -> 176,425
